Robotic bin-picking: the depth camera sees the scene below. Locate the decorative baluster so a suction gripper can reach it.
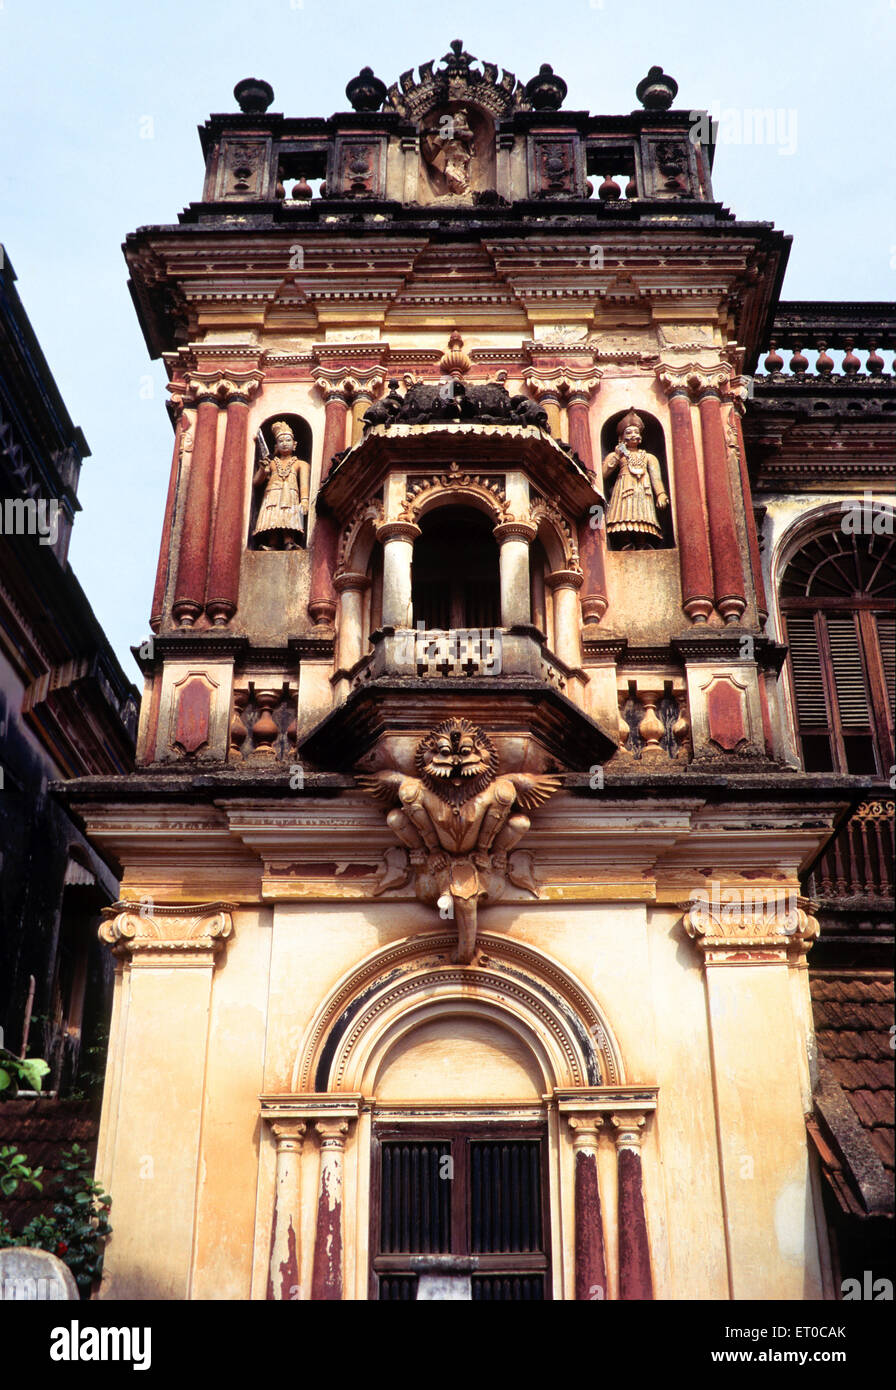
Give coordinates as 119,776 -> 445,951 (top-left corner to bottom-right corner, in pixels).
763,342 -> 784,375
866,342 -> 885,377
819,845 -> 833,897
841,338 -> 861,376
873,808 -> 893,897
789,342 -> 809,376
229,689 -> 249,761
252,689 -> 281,756
598,173 -> 621,201
858,812 -> 875,895
815,340 -> 834,377
832,824 -> 848,896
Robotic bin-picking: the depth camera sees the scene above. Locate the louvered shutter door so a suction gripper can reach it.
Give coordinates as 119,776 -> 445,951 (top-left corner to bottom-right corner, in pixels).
786,616 -> 828,726
825,615 -> 872,729
877,615 -> 895,719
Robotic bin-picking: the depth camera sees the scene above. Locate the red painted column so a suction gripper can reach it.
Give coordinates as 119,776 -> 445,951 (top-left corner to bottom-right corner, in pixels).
568,390 -> 609,624
266,1121 -> 306,1301
613,1113 -> 654,1300
206,391 -> 253,626
730,403 -> 768,624
308,390 -> 348,630
697,388 -> 747,625
664,387 -> 714,623
569,1116 -> 608,1301
172,393 -> 221,626
150,403 -> 189,632
311,1120 -> 348,1300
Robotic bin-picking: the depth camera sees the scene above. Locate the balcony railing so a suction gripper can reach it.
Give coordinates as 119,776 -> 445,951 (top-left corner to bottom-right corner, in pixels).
755,302 -> 895,380
805,800 -> 894,901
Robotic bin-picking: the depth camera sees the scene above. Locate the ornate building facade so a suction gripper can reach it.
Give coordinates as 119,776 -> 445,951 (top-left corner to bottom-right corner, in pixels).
65,49 -> 893,1301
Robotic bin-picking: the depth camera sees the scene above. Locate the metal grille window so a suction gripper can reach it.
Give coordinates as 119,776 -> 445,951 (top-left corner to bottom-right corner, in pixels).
781,528 -> 895,775
371,1126 -> 550,1300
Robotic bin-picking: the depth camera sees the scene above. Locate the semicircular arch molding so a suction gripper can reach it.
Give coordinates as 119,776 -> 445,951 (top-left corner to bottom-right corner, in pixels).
293,931 -> 624,1095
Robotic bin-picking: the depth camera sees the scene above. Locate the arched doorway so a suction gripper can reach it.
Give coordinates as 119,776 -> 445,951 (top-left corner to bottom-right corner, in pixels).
411,505 -> 501,630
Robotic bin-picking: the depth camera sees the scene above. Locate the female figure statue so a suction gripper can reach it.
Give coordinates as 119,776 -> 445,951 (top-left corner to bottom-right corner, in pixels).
602,410 -> 669,548
252,421 -> 310,550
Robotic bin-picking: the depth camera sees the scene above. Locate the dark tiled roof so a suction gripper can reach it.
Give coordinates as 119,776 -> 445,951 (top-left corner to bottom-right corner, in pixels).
810,972 -> 894,1214
0,1099 -> 101,1233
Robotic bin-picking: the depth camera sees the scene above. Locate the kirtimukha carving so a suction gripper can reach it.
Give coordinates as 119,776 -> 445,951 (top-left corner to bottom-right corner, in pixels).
253,421 -> 310,550
358,718 -> 561,964
602,410 -> 669,549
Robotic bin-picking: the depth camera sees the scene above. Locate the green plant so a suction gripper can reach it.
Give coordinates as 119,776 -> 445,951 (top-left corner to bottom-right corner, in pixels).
0,1145 -> 44,1197
68,1023 -> 109,1104
0,1048 -> 50,1098
0,1143 -> 111,1298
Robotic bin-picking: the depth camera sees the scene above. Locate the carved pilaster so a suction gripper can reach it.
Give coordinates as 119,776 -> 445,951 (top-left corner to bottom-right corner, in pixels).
611,1111 -> 653,1300
266,1121 -> 306,1301
568,1115 -> 608,1301
311,1119 -> 351,1301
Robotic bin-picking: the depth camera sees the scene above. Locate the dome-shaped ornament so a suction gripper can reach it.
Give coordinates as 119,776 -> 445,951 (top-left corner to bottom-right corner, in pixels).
524,63 -> 568,111
635,65 -> 678,111
345,66 -> 387,112
233,78 -> 275,114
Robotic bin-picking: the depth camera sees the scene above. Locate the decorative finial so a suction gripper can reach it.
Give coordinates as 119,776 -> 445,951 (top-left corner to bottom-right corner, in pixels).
345,66 -> 387,113
439,331 -> 472,379
524,63 -> 568,112
233,78 -> 274,114
635,65 -> 678,111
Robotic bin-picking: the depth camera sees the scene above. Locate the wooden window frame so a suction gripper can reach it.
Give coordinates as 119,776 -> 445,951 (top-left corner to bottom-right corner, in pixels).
368,1120 -> 552,1300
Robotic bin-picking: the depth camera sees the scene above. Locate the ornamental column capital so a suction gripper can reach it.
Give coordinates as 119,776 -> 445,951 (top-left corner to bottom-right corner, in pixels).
185,370 -> 264,405
655,362 -> 733,400
315,1119 -> 350,1149
99,900 -> 235,963
546,567 -> 584,591
312,370 -> 354,403
268,1120 -> 307,1150
376,519 -> 421,545
567,1115 -> 603,1152
680,893 -> 820,963
611,1112 -> 648,1152
493,519 -> 538,546
334,570 -> 372,593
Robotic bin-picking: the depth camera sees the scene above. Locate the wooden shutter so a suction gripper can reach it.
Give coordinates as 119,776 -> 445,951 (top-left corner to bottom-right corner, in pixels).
826,615 -> 872,729
786,615 -> 828,727
876,615 -> 895,720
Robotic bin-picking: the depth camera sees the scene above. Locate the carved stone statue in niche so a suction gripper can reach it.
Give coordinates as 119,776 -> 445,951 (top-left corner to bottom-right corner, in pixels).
252,421 -> 310,550
421,107 -> 477,195
358,718 -> 560,964
602,410 -> 669,549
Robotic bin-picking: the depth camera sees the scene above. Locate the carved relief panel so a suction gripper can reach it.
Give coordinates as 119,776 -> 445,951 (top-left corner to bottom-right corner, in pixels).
332,134 -> 388,198
210,137 -> 276,201
528,133 -> 584,198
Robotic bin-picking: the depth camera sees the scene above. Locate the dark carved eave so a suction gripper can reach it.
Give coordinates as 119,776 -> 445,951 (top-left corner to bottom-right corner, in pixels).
296,675 -> 617,773
318,422 -> 603,520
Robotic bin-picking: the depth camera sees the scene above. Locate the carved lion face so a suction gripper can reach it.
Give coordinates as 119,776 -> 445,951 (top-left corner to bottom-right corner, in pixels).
416,718 -> 498,803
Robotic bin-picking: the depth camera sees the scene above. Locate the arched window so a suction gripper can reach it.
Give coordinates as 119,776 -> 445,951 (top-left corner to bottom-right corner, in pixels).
411,506 -> 501,630
780,523 -> 895,774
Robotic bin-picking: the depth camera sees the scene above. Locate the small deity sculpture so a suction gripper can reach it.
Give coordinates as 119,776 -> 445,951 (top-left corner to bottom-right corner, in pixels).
602,410 -> 669,549
421,108 -> 476,195
252,421 -> 310,550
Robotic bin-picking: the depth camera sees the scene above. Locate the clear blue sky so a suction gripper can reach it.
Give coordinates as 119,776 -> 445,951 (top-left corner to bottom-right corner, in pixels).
2,0 -> 894,675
